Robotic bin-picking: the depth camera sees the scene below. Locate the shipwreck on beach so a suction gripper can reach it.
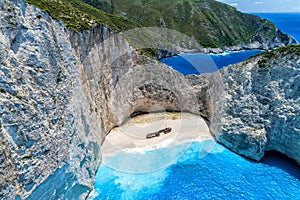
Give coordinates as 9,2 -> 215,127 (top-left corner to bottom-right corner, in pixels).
146,127 -> 172,139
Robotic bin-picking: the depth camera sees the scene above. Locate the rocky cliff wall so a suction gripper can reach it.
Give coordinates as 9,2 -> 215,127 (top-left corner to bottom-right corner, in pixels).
210,48 -> 300,165
0,0 -> 213,199
1,0 -> 299,199
0,0 -> 105,198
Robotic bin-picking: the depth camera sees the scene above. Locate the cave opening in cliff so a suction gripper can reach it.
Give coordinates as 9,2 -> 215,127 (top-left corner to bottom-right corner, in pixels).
261,150 -> 300,180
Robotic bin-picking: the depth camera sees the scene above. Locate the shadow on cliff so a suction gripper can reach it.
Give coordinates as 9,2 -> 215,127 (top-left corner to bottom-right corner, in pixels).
261,151 -> 300,180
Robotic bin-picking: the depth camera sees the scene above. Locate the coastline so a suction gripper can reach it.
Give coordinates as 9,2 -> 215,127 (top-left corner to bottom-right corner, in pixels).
101,112 -> 214,156
157,46 -> 264,60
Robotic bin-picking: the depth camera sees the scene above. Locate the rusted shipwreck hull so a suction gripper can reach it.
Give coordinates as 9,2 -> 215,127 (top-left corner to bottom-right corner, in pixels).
146,127 -> 172,139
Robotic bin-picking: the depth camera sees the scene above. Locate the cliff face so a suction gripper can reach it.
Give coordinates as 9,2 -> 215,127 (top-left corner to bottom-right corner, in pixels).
0,0 -> 211,199
0,0 -> 105,198
210,46 -> 300,164
1,0 -> 299,199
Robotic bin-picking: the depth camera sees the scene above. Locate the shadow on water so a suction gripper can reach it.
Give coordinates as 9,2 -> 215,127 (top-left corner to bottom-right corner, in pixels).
261,150 -> 300,180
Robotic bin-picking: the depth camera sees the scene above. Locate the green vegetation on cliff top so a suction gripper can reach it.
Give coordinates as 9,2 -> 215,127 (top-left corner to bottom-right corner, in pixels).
27,0 -> 278,48
249,44 -> 300,67
82,0 -> 277,48
27,0 -> 137,31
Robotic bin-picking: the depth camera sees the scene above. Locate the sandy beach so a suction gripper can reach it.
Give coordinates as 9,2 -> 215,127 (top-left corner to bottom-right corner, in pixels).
101,112 -> 214,155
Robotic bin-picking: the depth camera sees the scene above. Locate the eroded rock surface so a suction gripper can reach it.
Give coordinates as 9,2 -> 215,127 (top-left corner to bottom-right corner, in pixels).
0,0 -> 212,199
211,48 -> 300,164
0,0 -> 299,199
1,0 -> 103,199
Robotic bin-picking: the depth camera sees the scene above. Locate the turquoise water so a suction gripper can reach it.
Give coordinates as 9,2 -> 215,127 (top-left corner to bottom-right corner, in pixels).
88,13 -> 300,199
88,140 -> 300,199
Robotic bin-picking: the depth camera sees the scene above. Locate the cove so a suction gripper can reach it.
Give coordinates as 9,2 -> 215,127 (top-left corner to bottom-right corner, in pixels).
88,140 -> 300,199
160,50 -> 263,74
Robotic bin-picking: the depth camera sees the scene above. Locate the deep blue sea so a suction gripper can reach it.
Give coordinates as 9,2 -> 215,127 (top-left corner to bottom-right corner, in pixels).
160,50 -> 263,74
88,13 -> 300,200
254,12 -> 300,43
161,12 -> 300,75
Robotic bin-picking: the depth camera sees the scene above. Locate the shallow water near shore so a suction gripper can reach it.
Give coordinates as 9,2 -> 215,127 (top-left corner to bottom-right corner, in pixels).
88,13 -> 300,199
88,140 -> 300,200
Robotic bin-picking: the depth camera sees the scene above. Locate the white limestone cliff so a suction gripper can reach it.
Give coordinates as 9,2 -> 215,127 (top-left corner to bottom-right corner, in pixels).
0,0 -> 299,199
0,1 -> 210,198
210,48 -> 300,165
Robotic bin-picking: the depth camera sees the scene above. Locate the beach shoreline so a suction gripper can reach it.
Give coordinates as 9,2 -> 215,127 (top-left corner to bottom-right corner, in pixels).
101,112 -> 214,155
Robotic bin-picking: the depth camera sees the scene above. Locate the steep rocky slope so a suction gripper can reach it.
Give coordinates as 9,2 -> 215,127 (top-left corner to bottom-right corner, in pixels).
1,1 -> 104,198
210,45 -> 300,164
0,0 -> 210,199
0,0 -> 299,199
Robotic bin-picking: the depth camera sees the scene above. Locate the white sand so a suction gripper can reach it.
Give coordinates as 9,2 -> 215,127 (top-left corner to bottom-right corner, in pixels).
101,112 -> 213,155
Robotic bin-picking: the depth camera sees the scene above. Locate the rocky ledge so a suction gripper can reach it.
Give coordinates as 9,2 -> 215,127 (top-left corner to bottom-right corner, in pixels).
0,0 -> 299,199
211,45 -> 300,164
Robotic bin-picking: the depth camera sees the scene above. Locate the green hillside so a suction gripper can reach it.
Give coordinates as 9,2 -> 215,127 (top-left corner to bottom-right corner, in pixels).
28,0 -> 288,49
27,0 -> 137,31
82,0 -> 278,48
254,44 -> 300,67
